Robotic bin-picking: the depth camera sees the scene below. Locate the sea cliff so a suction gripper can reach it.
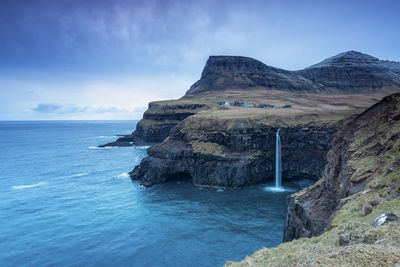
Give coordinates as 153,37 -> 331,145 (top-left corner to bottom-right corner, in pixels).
101,51 -> 400,148
127,51 -> 400,188
227,93 -> 400,266
115,51 -> 400,265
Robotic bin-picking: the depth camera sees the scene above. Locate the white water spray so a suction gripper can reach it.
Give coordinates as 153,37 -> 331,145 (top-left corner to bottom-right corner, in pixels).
275,128 -> 282,188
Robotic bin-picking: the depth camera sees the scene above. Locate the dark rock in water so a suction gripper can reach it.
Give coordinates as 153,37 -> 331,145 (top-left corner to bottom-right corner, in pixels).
99,135 -> 135,147
373,212 -> 399,227
284,93 -> 400,241
282,105 -> 292,108
339,232 -> 351,246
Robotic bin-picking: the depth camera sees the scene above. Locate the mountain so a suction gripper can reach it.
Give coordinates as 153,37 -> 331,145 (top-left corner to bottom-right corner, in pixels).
297,51 -> 400,91
187,51 -> 400,95
100,51 -> 400,148
186,56 -> 316,95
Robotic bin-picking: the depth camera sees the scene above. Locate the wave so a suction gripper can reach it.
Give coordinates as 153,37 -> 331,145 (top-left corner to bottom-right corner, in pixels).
97,135 -> 117,139
88,146 -> 114,150
13,182 -> 46,189
135,146 -> 150,149
70,172 -> 88,177
116,172 -> 129,178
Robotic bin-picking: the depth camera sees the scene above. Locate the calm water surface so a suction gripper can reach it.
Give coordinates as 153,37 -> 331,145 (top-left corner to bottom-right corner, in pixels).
0,121 -> 313,267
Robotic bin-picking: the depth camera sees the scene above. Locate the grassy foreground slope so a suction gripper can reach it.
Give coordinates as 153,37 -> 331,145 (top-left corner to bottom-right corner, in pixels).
226,94 -> 400,266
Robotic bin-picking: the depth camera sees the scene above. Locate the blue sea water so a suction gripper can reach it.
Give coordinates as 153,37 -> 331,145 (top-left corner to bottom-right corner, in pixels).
0,121 -> 313,267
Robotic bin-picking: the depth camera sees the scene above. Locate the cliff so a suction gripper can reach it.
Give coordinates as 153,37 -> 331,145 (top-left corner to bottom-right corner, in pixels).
129,88 -> 389,188
227,93 -> 400,266
128,51 -> 400,187
101,51 -> 400,147
131,115 -> 338,187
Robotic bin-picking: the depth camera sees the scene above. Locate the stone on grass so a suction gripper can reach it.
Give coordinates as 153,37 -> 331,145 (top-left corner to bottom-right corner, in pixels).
373,212 -> 399,227
363,204 -> 373,216
370,197 -> 384,207
339,232 -> 351,246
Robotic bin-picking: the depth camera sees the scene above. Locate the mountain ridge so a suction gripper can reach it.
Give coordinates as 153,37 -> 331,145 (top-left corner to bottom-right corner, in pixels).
186,51 -> 400,95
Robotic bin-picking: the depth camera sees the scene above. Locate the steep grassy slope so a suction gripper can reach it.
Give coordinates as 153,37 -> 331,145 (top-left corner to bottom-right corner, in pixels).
226,94 -> 400,266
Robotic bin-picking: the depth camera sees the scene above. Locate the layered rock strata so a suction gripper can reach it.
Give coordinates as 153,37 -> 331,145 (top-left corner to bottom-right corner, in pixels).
100,101 -> 209,146
187,51 -> 400,95
131,115 -> 338,187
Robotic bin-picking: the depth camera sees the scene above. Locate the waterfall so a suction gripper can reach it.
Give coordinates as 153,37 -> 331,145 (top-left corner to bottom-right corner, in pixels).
275,128 -> 282,188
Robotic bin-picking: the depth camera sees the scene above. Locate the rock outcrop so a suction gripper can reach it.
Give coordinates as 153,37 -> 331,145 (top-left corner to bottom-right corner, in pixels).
133,102 -> 208,144
284,93 -> 400,241
100,101 -> 209,146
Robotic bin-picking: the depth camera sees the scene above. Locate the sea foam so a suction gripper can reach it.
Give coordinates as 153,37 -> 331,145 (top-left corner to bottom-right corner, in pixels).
13,182 -> 46,189
88,146 -> 114,150
70,173 -> 87,177
135,146 -> 150,149
98,136 -> 117,139
116,172 -> 129,178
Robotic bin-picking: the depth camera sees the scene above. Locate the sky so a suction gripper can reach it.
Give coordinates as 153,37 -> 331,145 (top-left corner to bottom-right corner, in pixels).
0,0 -> 399,120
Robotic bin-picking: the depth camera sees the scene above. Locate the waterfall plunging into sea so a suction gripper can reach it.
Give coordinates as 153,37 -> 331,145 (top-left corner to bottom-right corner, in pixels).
263,128 -> 290,193
275,128 -> 282,188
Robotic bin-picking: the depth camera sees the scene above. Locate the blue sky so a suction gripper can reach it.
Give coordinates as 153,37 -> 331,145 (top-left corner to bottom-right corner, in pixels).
1,0 -> 399,120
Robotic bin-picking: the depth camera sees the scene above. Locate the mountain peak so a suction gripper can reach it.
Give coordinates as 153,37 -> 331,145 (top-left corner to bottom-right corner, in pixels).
201,55 -> 273,75
306,51 -> 379,69
186,55 -> 314,95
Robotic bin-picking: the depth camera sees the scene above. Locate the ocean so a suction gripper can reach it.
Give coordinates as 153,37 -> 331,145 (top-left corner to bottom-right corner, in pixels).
0,121 -> 313,267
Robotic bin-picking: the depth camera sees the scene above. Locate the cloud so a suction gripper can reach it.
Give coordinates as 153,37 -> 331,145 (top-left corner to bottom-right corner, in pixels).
32,103 -> 89,114
32,103 -> 129,114
32,103 -> 63,113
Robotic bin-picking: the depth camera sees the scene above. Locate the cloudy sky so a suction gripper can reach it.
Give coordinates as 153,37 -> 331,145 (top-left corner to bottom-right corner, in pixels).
1,0 -> 399,120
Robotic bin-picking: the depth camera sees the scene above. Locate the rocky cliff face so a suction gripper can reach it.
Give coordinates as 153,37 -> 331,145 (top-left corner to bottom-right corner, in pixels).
187,51 -> 400,95
102,51 -> 400,147
284,93 -> 400,241
297,51 -> 400,92
186,56 -> 316,95
132,102 -> 208,144
100,101 -> 209,146
131,115 -> 338,187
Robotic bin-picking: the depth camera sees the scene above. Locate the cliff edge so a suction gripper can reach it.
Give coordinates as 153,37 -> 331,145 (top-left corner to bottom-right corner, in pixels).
227,93 -> 400,266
